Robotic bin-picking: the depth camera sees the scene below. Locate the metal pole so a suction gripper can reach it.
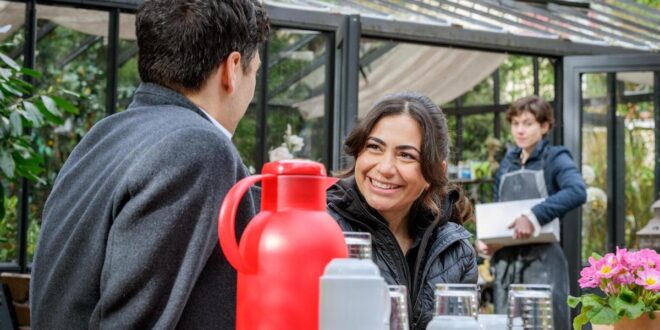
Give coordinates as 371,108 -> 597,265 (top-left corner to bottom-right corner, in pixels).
655,72 -> 660,200
493,69 -> 501,139
257,41 -> 269,171
106,8 -> 120,115
18,0 -> 38,273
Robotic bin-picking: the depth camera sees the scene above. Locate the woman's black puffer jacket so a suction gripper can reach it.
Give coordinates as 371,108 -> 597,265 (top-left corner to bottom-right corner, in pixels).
327,178 -> 478,330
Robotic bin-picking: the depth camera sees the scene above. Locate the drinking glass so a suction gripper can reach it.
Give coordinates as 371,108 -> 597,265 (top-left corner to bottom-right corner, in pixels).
433,283 -> 479,318
507,284 -> 553,330
343,231 -> 372,259
388,285 -> 409,330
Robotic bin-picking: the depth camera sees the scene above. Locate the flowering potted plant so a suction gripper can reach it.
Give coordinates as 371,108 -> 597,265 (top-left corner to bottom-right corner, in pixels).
568,248 -> 660,329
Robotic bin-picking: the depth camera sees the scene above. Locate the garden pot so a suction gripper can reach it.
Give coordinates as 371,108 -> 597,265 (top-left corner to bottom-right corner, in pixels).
591,311 -> 660,330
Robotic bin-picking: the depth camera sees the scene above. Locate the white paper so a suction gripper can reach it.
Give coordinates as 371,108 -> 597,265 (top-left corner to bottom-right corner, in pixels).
476,198 -> 559,246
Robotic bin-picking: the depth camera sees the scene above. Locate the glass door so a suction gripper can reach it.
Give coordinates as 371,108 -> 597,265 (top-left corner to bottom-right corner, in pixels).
562,54 -> 660,299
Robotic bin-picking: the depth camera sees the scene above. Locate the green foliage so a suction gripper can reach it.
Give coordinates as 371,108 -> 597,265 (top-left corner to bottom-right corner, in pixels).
568,290 -> 658,330
0,46 -> 77,208
0,27 -> 80,263
0,195 -> 18,261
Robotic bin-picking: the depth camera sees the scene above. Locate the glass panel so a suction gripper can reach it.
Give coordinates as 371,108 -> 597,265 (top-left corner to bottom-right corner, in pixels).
616,71 -> 655,249
234,83 -> 260,174
462,76 -> 494,107
28,11 -> 110,261
447,115 -> 457,163
462,113 -> 494,162
581,73 -> 609,261
539,58 -> 555,101
499,55 -> 534,104
500,112 -> 512,151
117,39 -> 139,112
265,29 -> 328,165
0,1 -> 25,265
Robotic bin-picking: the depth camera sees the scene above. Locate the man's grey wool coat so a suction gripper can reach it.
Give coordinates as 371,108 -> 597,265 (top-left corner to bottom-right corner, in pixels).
30,83 -> 260,329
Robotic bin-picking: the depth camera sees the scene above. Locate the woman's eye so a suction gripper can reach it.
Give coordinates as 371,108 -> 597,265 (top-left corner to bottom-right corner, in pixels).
399,152 -> 416,160
366,143 -> 381,151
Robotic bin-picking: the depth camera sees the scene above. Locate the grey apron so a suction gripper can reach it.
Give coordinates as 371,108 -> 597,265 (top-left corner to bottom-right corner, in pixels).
492,151 -> 569,330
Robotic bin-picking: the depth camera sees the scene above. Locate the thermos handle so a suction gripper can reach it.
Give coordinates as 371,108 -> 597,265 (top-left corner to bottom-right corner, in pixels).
218,174 -> 274,273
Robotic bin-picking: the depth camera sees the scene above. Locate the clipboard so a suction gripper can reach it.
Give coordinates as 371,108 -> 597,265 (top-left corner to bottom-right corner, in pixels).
475,198 -> 560,246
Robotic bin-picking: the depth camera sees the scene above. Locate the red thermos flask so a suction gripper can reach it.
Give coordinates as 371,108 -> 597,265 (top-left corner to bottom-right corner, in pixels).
218,160 -> 348,330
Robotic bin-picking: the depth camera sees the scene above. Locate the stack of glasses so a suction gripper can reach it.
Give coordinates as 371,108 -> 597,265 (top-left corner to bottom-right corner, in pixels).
426,283 -> 554,330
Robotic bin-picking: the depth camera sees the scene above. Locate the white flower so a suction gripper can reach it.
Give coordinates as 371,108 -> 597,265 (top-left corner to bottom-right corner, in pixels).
269,146 -> 293,162
582,165 -> 596,186
583,186 -> 607,214
287,135 -> 304,152
586,186 -> 607,203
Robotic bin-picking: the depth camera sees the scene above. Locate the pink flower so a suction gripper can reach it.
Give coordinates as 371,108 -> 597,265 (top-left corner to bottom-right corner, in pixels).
578,265 -> 600,289
593,253 -> 622,279
634,249 -> 659,271
635,268 -> 660,292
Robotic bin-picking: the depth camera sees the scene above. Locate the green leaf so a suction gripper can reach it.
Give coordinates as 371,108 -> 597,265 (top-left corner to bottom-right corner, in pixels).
50,95 -> 78,114
9,77 -> 32,93
567,295 -> 581,308
34,98 -> 63,125
22,101 -> 44,126
0,53 -> 20,71
0,184 -> 5,221
9,111 -> 22,137
1,81 -> 23,97
613,296 -> 645,320
19,67 -> 41,79
40,95 -> 62,117
0,149 -> 15,179
590,306 -> 619,324
0,68 -> 11,79
591,252 -> 603,260
573,308 -> 590,330
581,294 -> 606,308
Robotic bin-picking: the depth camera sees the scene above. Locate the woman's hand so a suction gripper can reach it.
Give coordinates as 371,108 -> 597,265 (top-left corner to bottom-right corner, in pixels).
508,215 -> 534,239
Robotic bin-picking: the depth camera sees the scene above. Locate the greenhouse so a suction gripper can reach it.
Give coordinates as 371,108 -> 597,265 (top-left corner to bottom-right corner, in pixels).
0,0 -> 659,327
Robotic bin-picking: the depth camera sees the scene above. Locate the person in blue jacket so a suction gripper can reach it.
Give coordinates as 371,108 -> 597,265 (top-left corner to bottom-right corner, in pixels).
477,95 -> 586,329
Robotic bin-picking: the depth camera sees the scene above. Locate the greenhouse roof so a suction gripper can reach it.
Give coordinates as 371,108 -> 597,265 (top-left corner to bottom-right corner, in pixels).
266,0 -> 660,52
1,0 -> 658,56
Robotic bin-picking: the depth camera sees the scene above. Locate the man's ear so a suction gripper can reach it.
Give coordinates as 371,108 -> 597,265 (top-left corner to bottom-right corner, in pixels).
221,51 -> 242,94
441,160 -> 447,173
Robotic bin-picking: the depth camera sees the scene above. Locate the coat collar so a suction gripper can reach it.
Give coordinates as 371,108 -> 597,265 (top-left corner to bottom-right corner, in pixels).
128,83 -> 210,122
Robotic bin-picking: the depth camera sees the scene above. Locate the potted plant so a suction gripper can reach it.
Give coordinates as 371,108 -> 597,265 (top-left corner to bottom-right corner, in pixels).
568,248 -> 660,329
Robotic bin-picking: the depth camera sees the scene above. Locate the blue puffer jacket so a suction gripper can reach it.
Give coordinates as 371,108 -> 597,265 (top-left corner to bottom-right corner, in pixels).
494,138 -> 587,225
327,178 -> 477,330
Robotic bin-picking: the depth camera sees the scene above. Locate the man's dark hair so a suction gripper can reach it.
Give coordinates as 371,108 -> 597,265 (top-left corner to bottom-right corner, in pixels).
506,95 -> 555,130
136,0 -> 270,92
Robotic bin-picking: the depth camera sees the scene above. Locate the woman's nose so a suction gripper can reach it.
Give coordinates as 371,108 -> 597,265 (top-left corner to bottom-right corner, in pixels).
376,154 -> 396,176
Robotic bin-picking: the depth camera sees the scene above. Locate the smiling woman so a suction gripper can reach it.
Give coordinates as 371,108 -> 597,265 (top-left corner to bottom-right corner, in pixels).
326,92 -> 478,330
